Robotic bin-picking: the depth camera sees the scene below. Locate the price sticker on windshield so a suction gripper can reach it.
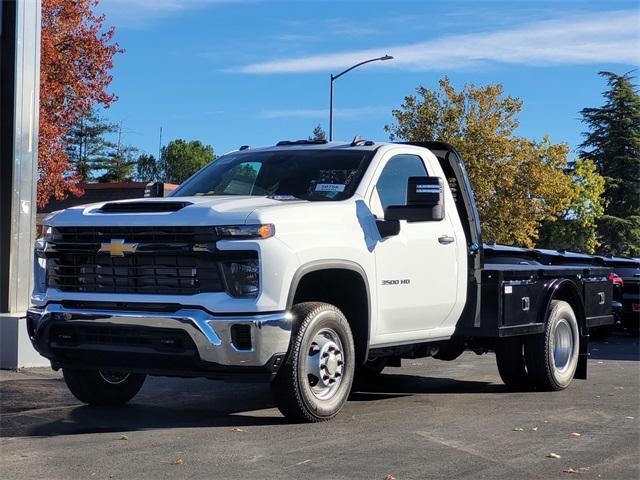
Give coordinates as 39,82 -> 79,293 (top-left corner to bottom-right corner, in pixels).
315,183 -> 346,192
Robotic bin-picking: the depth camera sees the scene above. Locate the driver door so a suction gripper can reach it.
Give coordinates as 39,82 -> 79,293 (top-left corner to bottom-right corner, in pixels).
370,153 -> 459,342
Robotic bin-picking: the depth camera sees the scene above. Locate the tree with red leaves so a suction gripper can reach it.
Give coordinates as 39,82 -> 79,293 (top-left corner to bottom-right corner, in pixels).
38,0 -> 121,208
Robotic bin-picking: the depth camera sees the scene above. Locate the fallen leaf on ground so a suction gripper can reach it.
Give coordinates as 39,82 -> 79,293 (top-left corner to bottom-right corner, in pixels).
564,468 -> 578,474
231,428 -> 246,432
513,427 -> 524,431
118,435 -> 128,441
174,458 -> 184,465
547,453 -> 561,459
570,432 -> 581,437
383,475 -> 396,480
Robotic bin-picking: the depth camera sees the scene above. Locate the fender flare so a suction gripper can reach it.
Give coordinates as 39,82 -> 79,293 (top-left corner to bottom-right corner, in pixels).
539,278 -> 586,331
286,259 -> 371,364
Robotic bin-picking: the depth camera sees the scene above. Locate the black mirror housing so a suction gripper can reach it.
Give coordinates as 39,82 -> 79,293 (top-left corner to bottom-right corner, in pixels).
144,181 -> 165,198
385,176 -> 444,222
376,219 -> 400,238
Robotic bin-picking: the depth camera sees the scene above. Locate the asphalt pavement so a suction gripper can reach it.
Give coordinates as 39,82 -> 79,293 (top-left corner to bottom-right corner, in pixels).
1,333 -> 638,480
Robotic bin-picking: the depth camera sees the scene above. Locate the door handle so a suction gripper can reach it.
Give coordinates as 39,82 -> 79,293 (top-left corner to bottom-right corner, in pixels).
438,235 -> 455,245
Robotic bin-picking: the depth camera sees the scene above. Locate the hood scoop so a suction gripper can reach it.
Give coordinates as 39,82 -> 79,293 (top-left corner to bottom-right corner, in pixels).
96,201 -> 192,213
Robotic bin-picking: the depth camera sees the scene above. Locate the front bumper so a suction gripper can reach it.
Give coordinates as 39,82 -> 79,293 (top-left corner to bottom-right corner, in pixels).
27,304 -> 292,380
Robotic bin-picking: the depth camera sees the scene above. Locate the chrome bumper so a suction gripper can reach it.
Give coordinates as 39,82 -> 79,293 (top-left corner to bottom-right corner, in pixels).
27,304 -> 292,368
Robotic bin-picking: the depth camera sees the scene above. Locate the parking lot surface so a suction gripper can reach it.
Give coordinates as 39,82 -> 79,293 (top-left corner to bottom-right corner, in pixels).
1,334 -> 638,480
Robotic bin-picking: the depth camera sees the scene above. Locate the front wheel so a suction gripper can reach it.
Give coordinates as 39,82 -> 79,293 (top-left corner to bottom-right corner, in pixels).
525,300 -> 579,391
271,302 -> 355,422
62,368 -> 146,405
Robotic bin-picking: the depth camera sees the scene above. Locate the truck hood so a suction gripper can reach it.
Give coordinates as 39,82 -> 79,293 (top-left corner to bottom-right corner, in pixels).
45,195 -> 309,227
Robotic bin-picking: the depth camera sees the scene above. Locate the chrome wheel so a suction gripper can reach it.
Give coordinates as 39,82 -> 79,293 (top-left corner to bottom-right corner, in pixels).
306,328 -> 345,400
98,371 -> 131,385
552,318 -> 574,373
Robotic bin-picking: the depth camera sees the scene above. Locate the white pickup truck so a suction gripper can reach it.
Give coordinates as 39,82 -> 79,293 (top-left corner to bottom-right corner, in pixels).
28,140 -> 613,422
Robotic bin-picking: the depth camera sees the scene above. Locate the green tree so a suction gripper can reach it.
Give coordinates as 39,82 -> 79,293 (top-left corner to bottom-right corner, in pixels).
163,139 -> 216,184
135,153 -> 160,182
65,108 -> 117,182
309,124 -> 327,142
386,77 -> 574,247
538,158 -> 606,253
579,71 -> 640,256
95,123 -> 138,183
96,144 -> 138,182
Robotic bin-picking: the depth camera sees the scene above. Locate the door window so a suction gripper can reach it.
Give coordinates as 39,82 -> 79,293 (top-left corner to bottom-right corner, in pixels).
376,154 -> 427,209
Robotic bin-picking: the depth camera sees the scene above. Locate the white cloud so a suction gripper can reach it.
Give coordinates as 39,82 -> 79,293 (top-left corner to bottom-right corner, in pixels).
97,0 -> 254,28
262,106 -> 388,119
232,10 -> 640,74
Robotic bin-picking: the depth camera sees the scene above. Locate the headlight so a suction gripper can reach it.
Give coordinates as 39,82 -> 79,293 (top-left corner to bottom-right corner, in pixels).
215,224 -> 275,239
42,225 -> 53,241
221,258 -> 260,297
35,225 -> 52,258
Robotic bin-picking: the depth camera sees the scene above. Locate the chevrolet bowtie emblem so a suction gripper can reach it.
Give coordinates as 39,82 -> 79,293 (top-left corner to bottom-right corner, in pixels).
98,239 -> 138,256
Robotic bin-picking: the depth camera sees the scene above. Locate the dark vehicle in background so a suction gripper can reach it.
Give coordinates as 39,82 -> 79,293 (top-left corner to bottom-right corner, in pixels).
603,257 -> 640,333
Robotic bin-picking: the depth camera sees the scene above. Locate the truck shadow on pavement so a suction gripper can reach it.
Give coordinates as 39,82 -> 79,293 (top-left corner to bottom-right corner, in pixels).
351,374 -> 507,401
1,374 -> 504,438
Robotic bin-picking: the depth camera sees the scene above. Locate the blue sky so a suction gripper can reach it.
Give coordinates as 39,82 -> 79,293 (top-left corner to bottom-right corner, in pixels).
96,0 -> 639,159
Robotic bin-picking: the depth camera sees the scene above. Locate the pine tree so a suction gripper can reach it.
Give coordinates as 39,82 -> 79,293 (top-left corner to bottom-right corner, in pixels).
579,72 -> 640,256
95,122 -> 138,183
65,108 -> 117,182
309,124 -> 327,142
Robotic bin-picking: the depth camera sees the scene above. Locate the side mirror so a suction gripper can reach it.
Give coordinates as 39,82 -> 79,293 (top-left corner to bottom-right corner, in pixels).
144,181 -> 164,198
376,219 -> 400,238
385,176 -> 445,222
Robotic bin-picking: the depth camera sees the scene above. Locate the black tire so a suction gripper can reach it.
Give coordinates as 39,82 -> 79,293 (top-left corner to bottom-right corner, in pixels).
525,300 -> 579,391
62,368 -> 146,405
271,302 -> 355,422
495,337 -> 530,390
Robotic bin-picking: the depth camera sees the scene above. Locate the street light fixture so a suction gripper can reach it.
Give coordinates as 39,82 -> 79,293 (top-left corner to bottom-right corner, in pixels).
329,54 -> 393,141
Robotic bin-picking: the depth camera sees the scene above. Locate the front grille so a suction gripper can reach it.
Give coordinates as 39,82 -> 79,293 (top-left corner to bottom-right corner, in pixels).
47,252 -> 224,294
45,227 -> 255,295
50,324 -> 196,354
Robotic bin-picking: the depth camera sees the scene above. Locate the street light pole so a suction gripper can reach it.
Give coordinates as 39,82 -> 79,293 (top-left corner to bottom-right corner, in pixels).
328,54 -> 393,141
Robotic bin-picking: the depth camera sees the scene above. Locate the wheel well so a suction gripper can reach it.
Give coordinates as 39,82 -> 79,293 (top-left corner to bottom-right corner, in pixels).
549,282 -> 587,335
291,268 -> 369,366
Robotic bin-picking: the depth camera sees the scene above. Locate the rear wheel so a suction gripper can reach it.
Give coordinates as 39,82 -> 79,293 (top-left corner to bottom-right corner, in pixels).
495,337 -> 530,390
62,368 -> 146,405
271,302 -> 355,422
525,300 -> 579,391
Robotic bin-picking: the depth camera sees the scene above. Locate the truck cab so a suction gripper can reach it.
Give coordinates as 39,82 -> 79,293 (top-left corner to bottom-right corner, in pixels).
28,140 -> 612,422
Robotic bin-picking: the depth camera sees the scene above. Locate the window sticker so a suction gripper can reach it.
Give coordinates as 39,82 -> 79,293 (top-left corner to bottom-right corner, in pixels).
315,183 -> 346,192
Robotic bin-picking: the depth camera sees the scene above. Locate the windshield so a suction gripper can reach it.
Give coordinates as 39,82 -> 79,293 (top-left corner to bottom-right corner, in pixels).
172,149 -> 374,201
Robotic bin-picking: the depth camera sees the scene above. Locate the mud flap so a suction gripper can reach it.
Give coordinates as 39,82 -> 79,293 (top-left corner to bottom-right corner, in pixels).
575,332 -> 589,380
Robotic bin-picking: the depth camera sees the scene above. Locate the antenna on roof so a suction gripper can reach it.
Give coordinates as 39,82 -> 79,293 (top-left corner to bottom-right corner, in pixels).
350,134 -> 374,147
